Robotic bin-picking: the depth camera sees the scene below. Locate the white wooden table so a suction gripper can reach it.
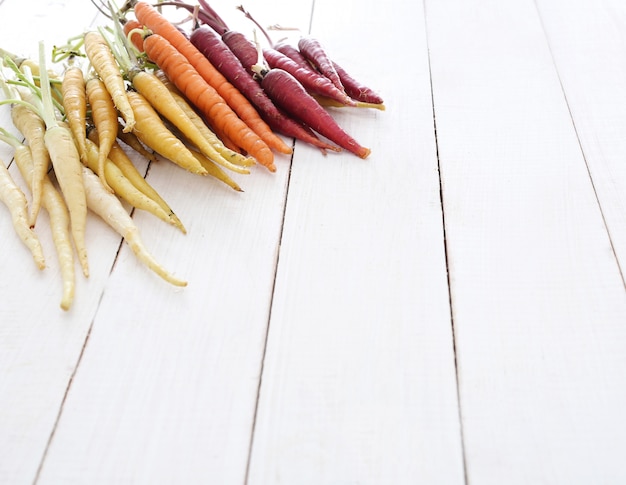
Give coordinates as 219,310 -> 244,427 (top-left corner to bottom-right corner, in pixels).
2,0 -> 626,483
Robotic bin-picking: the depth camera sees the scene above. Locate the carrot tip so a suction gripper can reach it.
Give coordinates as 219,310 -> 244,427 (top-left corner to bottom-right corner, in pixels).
359,148 -> 371,159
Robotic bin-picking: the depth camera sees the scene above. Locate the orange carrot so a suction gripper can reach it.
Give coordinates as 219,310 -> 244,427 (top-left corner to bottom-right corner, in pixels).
122,18 -> 146,52
134,1 -> 287,163
141,32 -> 276,171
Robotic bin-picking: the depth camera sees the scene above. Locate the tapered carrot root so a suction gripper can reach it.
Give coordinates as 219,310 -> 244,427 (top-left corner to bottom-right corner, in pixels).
61,65 -> 88,163
189,149 -> 243,192
45,124 -> 89,277
126,90 -> 208,176
257,68 -> 371,159
10,102 -> 49,226
81,165 -> 187,287
0,155 -> 45,269
117,128 -> 158,164
86,76 -> 118,192
297,37 -> 344,92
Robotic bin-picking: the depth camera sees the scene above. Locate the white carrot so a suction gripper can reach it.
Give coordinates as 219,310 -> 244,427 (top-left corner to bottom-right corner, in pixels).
0,153 -> 45,269
37,41 -> 89,277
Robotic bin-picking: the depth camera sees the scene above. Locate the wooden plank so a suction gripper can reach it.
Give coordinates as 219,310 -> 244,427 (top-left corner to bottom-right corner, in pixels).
246,0 -> 464,483
535,0 -> 626,280
33,1 -> 314,483
425,0 -> 626,483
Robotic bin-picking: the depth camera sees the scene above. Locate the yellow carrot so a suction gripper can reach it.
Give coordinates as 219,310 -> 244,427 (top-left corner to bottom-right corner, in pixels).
81,164 -> 187,287
126,90 -> 207,175
61,65 -> 88,163
87,128 -> 186,233
84,30 -> 135,132
189,148 -> 243,192
83,137 -> 182,231
86,76 -> 118,192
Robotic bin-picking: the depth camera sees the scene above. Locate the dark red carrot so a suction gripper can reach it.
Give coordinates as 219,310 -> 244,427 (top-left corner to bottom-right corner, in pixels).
263,47 -> 356,107
189,25 -> 339,152
253,66 -> 370,159
220,30 -> 260,75
332,60 -> 384,105
297,36 -> 344,92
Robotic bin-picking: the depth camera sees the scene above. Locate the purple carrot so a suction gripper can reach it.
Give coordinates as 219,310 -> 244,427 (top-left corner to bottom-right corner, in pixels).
220,30 -> 260,74
273,42 -> 316,72
189,25 -> 339,152
254,66 -> 371,159
263,47 -> 356,107
297,36 -> 344,92
332,60 -> 384,105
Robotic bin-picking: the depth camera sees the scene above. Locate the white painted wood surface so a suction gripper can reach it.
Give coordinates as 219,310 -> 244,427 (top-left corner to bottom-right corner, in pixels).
1,0 -> 626,484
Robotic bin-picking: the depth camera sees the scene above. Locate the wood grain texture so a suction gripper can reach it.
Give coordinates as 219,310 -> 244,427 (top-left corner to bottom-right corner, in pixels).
426,0 -> 626,483
246,0 -> 464,483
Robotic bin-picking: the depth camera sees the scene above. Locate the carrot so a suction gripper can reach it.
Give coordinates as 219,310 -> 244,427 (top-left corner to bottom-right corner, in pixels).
81,164 -> 187,287
117,127 -> 158,163
84,30 -> 135,132
331,60 -> 384,105
311,94 -> 385,111
11,137 -> 76,310
189,25 -> 338,153
86,76 -> 118,192
219,30 -> 260,75
134,1 -> 282,167
141,32 -> 276,171
0,150 -> 45,270
122,18 -> 146,52
297,36 -> 344,92
274,42 -> 316,73
189,148 -> 243,192
185,26 -> 290,156
37,42 -> 89,277
10,101 -> 49,226
61,65 -> 88,163
263,47 -> 356,107
126,89 -> 208,175
253,66 -> 371,159
88,127 -> 186,233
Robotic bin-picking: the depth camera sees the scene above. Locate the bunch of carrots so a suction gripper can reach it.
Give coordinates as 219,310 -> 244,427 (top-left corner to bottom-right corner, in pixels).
0,0 -> 383,311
